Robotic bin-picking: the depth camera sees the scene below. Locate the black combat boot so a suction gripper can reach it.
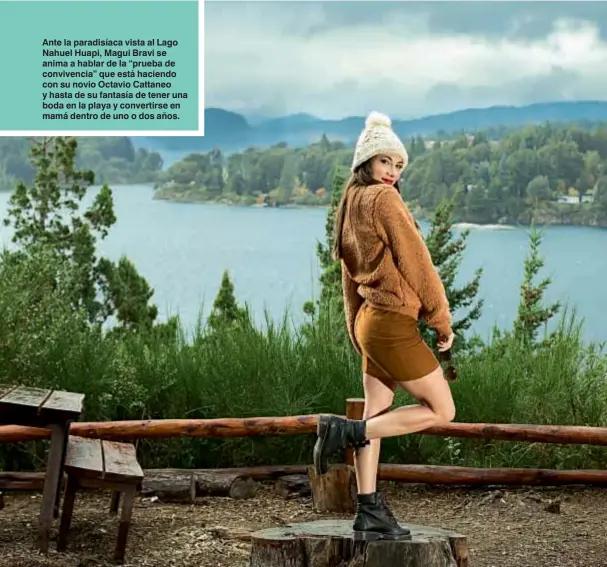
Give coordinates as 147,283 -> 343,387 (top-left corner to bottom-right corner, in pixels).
352,492 -> 411,540
313,414 -> 369,475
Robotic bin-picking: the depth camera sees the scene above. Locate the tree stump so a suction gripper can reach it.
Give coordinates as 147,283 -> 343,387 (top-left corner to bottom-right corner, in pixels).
307,464 -> 356,513
249,519 -> 469,567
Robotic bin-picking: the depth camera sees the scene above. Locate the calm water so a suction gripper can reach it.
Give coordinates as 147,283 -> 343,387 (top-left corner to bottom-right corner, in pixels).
0,184 -> 606,343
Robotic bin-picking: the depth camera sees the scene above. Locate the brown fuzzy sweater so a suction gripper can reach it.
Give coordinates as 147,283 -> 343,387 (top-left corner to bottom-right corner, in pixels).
340,183 -> 452,354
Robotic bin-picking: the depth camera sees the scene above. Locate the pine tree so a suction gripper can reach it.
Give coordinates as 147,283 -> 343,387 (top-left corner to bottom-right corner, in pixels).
207,270 -> 248,331
3,136 -> 158,331
303,164 -> 347,321
512,227 -> 561,346
317,164 -> 348,306
420,194 -> 484,350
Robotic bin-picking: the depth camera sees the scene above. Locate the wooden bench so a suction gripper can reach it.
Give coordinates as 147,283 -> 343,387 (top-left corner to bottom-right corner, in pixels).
0,384 -> 85,551
57,436 -> 143,563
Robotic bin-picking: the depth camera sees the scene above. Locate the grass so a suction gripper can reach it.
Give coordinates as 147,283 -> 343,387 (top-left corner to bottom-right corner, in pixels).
1,249 -> 606,473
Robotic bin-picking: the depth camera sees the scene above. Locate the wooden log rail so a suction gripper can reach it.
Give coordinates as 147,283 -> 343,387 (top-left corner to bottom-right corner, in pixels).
2,413 -> 607,447
4,464 -> 607,491
2,397 -> 607,493
0,416 -> 318,442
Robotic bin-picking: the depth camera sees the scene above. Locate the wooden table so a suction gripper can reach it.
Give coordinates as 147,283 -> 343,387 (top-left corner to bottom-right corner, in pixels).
0,384 -> 85,552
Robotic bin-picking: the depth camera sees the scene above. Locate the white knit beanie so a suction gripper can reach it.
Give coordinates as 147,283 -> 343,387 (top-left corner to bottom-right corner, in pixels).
351,111 -> 409,172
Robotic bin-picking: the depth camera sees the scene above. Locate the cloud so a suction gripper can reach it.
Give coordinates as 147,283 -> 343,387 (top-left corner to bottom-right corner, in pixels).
204,2 -> 607,118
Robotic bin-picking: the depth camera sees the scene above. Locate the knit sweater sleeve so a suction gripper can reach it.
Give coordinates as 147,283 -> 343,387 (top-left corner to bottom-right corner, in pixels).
341,261 -> 363,355
373,188 -> 453,338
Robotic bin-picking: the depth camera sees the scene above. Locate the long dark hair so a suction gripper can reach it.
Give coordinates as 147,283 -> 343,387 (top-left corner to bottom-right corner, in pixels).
331,159 -> 400,261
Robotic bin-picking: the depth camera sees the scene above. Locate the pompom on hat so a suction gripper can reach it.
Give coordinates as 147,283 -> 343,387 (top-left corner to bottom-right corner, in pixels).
351,111 -> 409,172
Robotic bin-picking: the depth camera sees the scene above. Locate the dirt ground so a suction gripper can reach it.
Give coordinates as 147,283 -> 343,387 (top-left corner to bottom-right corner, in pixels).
1,481 -> 606,567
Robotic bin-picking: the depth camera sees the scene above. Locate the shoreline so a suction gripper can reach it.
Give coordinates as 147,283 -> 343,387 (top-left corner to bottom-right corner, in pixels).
151,194 -> 607,230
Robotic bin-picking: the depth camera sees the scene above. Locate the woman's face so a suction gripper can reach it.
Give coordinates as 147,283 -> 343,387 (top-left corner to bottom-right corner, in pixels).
370,153 -> 405,186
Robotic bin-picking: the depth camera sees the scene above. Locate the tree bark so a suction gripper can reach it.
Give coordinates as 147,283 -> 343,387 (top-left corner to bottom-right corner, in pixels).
3,418 -> 607,446
0,415 -> 317,442
4,463 -> 607,499
377,464 -> 607,486
195,470 -> 258,499
307,464 -> 356,513
0,472 -> 46,491
249,520 -> 469,567
274,474 -> 310,499
141,469 -> 258,500
218,464 -> 607,487
213,465 -> 306,481
140,470 -> 196,502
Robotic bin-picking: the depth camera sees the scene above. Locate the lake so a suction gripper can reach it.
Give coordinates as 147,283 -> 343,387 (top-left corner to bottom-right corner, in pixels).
1,184 -> 606,343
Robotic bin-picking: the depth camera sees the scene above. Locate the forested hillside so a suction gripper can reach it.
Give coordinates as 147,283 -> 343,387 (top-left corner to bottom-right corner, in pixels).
154,123 -> 607,226
0,137 -> 163,191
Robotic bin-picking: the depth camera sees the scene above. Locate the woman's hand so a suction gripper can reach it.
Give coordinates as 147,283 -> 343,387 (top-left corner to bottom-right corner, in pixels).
437,332 -> 455,352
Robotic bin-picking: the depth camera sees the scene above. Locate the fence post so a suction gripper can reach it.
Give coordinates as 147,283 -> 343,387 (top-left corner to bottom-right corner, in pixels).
306,398 -> 365,514
345,398 -> 365,466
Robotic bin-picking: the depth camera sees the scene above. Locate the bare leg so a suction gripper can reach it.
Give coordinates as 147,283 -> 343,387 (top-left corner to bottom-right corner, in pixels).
313,366 -> 455,483
350,370 -> 455,542
365,365 -> 456,440
354,374 -> 396,495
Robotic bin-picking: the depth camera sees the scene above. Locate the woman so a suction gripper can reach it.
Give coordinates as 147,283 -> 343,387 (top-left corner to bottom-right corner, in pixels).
313,111 -> 456,541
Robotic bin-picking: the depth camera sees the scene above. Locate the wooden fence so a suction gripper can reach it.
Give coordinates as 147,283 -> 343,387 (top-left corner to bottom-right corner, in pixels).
1,397 -> 607,488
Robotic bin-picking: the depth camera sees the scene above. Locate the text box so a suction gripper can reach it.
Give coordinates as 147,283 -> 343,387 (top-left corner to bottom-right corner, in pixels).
0,0 -> 204,135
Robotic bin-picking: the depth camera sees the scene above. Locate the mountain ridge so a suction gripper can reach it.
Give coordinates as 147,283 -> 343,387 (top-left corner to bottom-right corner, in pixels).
135,100 -> 607,153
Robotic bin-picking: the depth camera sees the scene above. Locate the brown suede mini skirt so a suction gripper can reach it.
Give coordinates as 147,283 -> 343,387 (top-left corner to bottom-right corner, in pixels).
354,301 -> 439,382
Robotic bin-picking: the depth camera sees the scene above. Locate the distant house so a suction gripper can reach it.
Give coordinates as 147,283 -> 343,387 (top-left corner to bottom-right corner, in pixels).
557,193 -> 594,205
557,195 -> 579,204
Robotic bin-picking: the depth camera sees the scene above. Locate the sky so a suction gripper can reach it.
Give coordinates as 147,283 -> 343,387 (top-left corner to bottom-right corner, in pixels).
205,1 -> 607,120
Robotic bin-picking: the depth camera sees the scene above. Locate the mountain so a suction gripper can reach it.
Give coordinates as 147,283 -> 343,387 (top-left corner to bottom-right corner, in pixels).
133,101 -> 607,154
